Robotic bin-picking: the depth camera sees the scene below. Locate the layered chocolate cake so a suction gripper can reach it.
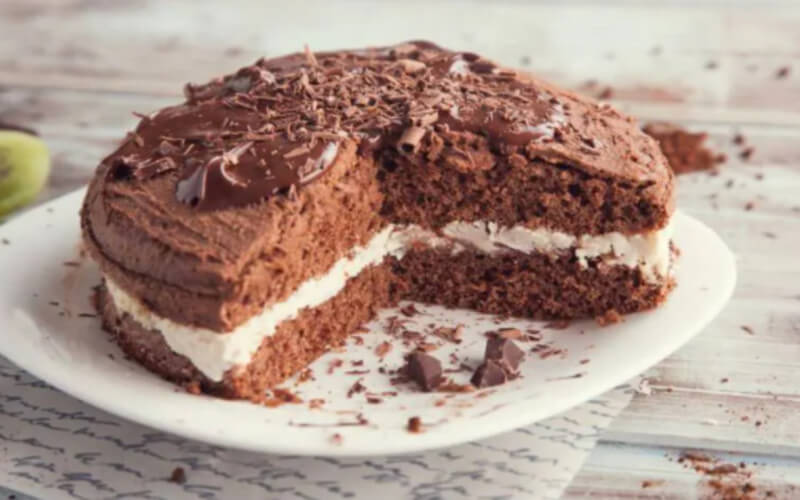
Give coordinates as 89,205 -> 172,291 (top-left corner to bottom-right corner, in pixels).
81,41 -> 676,400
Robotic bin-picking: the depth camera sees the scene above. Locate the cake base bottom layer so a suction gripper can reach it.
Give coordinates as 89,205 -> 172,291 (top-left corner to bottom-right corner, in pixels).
99,250 -> 671,401
394,249 -> 670,319
99,264 -> 398,401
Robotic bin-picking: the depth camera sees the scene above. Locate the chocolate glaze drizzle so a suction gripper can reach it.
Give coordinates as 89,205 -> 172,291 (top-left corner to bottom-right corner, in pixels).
104,41 -> 564,211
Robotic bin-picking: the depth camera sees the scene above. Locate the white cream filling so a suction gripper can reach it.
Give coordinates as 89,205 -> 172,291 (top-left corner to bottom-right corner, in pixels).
105,217 -> 673,381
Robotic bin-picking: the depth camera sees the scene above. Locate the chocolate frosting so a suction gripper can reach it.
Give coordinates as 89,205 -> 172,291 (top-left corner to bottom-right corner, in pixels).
100,41 -> 626,211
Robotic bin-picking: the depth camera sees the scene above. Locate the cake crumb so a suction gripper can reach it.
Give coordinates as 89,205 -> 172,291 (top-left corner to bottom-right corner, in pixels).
417,342 -> 439,352
544,320 -> 570,330
740,146 -> 755,160
297,368 -> 314,383
496,327 -> 524,340
272,388 -> 302,404
330,432 -> 343,444
597,86 -> 614,99
745,201 -> 755,211
641,480 -> 665,488
400,303 -> 418,317
437,380 -> 475,393
375,341 -> 392,358
169,467 -> 186,484
595,309 -> 623,326
407,416 -> 423,433
776,66 -> 791,79
741,325 -> 755,335
184,381 -> 201,395
327,358 -> 344,374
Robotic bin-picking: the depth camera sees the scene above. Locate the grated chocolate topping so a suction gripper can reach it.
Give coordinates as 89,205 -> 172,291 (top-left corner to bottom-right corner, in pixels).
102,41 -> 577,211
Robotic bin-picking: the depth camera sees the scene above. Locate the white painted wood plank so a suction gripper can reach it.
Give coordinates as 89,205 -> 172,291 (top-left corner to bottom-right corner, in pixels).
566,441 -> 800,499
2,0 -> 800,119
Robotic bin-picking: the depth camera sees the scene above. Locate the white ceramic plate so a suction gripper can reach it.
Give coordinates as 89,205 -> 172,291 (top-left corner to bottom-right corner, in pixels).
0,189 -> 735,456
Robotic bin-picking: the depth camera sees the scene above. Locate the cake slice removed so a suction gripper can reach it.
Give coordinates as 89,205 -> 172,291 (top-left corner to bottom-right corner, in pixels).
81,41 -> 675,400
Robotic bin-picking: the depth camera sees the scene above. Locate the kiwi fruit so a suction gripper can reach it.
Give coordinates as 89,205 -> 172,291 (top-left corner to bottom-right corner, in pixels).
0,130 -> 50,217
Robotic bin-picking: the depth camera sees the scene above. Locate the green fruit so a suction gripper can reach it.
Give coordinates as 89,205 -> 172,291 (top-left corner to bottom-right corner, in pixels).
0,131 -> 50,217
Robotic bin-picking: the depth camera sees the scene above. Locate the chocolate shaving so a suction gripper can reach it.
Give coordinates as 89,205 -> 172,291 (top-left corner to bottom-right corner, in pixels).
224,75 -> 253,94
397,126 -> 427,153
431,324 -> 463,344
175,160 -> 209,206
109,155 -> 177,181
106,41 -> 569,211
496,327 -> 523,340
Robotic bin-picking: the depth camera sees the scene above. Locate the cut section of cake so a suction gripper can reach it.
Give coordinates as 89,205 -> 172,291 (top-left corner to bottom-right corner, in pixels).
81,41 -> 676,400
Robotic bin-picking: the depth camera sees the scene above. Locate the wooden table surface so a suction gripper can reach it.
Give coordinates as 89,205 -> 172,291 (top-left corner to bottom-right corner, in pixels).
2,0 -> 800,497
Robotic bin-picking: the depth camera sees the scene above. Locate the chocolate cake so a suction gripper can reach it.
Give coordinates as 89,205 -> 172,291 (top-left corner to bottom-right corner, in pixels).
81,41 -> 676,400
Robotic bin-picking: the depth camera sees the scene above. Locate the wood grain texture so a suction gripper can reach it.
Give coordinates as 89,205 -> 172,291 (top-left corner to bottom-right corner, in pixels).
1,0 -> 799,497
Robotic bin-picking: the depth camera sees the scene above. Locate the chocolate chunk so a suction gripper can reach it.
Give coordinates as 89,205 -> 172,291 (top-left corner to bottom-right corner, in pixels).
485,337 -> 525,372
471,360 -> 507,388
405,351 -> 442,391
